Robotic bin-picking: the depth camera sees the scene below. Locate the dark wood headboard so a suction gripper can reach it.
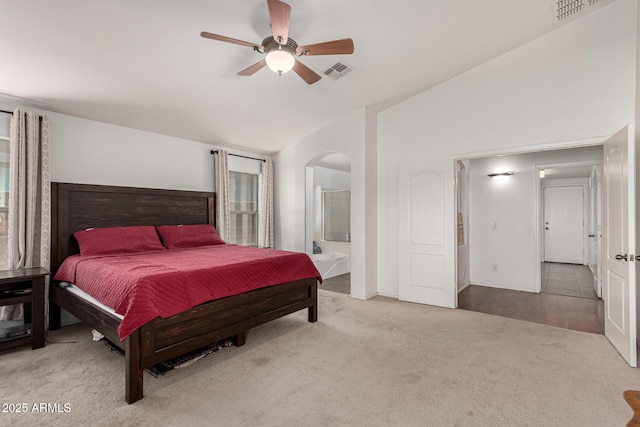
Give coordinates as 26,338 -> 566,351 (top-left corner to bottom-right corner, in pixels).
51,183 -> 215,273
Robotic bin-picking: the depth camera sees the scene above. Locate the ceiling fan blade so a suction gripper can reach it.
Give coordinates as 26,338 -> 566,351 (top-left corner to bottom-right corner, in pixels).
292,60 -> 321,85
296,38 -> 354,56
267,0 -> 291,45
200,32 -> 262,50
238,59 -> 267,76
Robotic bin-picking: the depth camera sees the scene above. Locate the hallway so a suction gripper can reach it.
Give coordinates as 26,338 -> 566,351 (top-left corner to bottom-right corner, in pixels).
459,263 -> 603,334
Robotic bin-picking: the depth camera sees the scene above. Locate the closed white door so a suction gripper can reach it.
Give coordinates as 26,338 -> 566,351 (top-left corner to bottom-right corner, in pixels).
398,161 -> 455,308
543,186 -> 584,264
603,126 -> 636,367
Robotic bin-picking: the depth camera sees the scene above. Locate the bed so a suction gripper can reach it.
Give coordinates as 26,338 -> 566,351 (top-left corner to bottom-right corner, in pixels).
48,182 -> 319,404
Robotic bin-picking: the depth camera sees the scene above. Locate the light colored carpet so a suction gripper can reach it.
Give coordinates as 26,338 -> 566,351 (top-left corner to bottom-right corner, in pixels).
0,290 -> 638,427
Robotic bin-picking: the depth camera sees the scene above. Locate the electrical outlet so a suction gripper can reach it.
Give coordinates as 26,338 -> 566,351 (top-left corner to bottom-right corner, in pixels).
462,271 -> 465,279
492,264 -> 497,272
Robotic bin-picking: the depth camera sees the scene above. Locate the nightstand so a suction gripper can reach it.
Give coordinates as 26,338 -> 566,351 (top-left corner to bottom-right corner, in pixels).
0,267 -> 49,351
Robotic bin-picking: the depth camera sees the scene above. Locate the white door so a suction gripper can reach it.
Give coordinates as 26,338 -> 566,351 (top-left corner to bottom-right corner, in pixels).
543,186 -> 584,264
590,166 -> 603,298
596,168 -> 603,298
588,170 -> 598,291
398,161 -> 455,308
603,125 -> 636,367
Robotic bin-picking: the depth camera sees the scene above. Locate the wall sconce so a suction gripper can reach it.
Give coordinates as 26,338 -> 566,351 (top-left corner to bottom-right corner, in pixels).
487,172 -> 514,178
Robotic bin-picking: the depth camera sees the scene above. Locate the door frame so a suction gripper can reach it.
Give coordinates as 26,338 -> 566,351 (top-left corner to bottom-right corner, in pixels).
535,161 -> 601,292
589,165 -> 603,298
453,137 -> 607,300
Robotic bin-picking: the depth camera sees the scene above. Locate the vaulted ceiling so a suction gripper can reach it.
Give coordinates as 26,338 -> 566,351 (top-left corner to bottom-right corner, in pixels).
0,1 -> 606,153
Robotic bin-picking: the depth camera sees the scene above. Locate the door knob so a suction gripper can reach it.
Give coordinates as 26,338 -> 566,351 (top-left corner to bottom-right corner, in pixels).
588,234 -> 595,237
616,254 -> 628,261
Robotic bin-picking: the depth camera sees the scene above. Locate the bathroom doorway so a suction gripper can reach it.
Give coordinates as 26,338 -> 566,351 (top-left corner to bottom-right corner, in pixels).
305,152 -> 351,295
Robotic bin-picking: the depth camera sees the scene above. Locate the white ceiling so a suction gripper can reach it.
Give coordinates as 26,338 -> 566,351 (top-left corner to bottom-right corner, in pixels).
0,1 -> 600,153
315,152 -> 351,172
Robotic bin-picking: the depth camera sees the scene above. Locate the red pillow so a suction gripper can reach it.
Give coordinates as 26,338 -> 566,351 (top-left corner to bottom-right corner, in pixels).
74,226 -> 166,256
156,224 -> 225,249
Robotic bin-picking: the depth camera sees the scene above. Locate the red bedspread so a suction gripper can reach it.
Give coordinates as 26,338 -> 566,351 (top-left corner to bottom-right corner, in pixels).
54,245 -> 321,340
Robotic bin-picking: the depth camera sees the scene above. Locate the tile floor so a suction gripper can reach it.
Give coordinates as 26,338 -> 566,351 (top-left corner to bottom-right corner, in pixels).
542,262 -> 598,300
321,273 -> 350,295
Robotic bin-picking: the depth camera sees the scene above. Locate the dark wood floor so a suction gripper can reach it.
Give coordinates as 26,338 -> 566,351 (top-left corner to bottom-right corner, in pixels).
321,273 -> 350,295
459,284 -> 604,334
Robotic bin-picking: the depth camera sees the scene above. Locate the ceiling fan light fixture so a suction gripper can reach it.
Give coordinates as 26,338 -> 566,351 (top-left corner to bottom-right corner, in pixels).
200,1 -> 354,84
265,48 -> 295,75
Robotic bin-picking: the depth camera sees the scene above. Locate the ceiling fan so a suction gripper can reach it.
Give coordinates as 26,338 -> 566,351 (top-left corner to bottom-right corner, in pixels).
200,0 -> 354,85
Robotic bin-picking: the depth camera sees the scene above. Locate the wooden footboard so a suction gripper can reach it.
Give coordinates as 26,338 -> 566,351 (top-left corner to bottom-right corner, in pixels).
50,278 -> 318,403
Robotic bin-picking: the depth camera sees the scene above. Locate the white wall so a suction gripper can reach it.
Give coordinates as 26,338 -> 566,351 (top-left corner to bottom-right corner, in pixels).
0,99 -> 264,192
274,109 -> 372,298
377,0 -> 636,298
0,112 -> 9,139
365,107 -> 378,298
51,113 -> 216,190
470,160 -> 538,291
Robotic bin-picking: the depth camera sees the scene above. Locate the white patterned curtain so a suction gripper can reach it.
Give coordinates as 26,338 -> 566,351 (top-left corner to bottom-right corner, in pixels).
213,149 -> 230,241
0,109 -> 51,320
258,158 -> 274,248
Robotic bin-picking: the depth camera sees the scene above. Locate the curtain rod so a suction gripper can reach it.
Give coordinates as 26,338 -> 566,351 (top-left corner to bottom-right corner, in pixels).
0,109 -> 43,121
210,150 -> 265,162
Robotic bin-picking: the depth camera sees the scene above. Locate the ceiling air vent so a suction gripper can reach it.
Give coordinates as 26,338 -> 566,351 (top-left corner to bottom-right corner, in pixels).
555,0 -> 585,21
552,0 -> 614,23
323,62 -> 353,80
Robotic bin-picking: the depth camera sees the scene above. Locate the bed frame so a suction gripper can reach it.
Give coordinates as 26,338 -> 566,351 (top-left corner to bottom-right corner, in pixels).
48,182 -> 318,404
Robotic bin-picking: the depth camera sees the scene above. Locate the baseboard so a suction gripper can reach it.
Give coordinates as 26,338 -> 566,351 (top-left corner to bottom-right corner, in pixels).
470,281 -> 538,294
376,291 -> 399,299
458,282 -> 471,293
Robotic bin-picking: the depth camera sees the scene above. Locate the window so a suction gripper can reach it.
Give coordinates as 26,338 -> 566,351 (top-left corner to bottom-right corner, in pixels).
322,190 -> 350,242
229,171 -> 258,246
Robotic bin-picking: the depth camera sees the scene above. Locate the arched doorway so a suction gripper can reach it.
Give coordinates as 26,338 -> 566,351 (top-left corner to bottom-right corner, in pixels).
305,152 -> 351,295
